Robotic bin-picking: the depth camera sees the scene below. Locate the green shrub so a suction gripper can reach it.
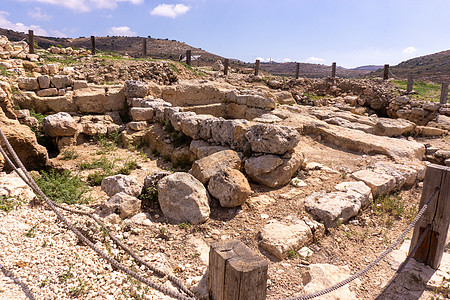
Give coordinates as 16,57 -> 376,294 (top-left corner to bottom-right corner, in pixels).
34,169 -> 90,204
86,171 -> 109,186
0,196 -> 21,212
61,149 -> 79,160
139,186 -> 158,209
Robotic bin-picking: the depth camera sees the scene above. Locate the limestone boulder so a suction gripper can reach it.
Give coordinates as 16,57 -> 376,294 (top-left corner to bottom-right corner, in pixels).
189,140 -> 229,159
207,169 -> 251,208
51,75 -> 72,89
245,148 -> 304,188
259,218 -> 314,260
97,192 -> 141,219
130,107 -> 154,121
36,88 -> 58,97
351,169 -> 396,197
0,171 -> 36,202
375,118 -> 415,137
212,60 -> 224,71
334,181 -> 372,208
42,112 -> 78,137
245,124 -> 300,154
124,80 -> 148,98
18,77 -> 39,91
427,114 -> 450,131
0,80 -> 16,119
73,86 -> 125,114
127,121 -> 148,131
37,75 -> 50,89
158,172 -> 210,224
0,111 -> 48,171
189,150 -> 241,185
143,171 -> 171,191
304,191 -> 365,228
101,174 -> 142,197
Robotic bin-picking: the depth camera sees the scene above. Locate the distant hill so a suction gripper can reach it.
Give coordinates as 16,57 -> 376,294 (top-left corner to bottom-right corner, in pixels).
351,65 -> 383,71
0,27 -> 225,66
369,50 -> 450,82
258,62 -> 373,78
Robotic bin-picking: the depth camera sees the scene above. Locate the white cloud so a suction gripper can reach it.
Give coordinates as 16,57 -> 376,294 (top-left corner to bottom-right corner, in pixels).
402,46 -> 417,55
306,56 -> 326,63
28,7 -> 51,21
0,11 -> 48,35
50,29 -> 67,37
283,58 -> 292,62
108,26 -> 136,36
17,0 -> 144,12
150,4 -> 191,18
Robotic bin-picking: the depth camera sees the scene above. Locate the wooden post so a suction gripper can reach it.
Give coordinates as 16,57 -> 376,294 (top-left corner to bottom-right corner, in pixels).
331,62 -> 336,78
90,36 -> 96,55
209,240 -> 268,300
406,74 -> 414,93
383,64 -> 389,80
409,164 -> 450,269
186,50 -> 191,66
295,63 -> 299,79
142,38 -> 147,58
254,59 -> 260,76
440,82 -> 449,105
224,59 -> 229,76
28,30 -> 34,54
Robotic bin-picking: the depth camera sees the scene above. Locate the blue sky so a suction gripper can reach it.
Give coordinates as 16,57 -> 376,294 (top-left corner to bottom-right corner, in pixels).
1,0 -> 449,68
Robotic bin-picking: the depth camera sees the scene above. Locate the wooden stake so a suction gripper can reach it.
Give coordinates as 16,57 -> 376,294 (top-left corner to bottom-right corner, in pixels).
186,50 -> 191,66
90,36 -> 96,55
142,38 -> 147,58
409,164 -> 450,269
28,30 -> 34,54
254,59 -> 260,76
209,240 -> 268,300
224,59 -> 229,76
331,62 -> 336,78
440,82 -> 449,105
383,64 -> 389,80
295,62 -> 299,79
406,74 -> 414,93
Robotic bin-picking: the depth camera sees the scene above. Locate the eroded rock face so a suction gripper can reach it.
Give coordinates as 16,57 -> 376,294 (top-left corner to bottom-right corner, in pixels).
0,110 -> 48,171
158,172 -> 210,224
42,112 -> 78,137
245,124 -> 301,154
101,175 -> 142,198
189,150 -> 241,185
207,168 -> 251,208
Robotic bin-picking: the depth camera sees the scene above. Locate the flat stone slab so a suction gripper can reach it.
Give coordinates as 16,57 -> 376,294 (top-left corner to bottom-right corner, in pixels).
351,169 -> 396,197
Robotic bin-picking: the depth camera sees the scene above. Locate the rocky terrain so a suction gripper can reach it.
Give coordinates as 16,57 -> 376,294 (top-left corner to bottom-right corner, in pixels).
0,34 -> 449,300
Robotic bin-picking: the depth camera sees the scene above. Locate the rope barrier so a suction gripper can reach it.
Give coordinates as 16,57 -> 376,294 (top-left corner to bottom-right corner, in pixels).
0,128 -> 196,300
272,187 -> 439,300
0,126 -> 441,300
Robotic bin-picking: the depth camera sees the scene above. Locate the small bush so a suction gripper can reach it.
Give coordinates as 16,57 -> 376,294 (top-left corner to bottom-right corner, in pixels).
34,169 -> 90,204
139,186 -> 158,209
0,196 -> 21,212
61,149 -> 79,160
117,160 -> 138,175
86,171 -> 109,186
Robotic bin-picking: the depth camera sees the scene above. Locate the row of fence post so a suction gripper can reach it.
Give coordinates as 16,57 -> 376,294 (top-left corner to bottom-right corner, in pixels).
25,31 -> 449,104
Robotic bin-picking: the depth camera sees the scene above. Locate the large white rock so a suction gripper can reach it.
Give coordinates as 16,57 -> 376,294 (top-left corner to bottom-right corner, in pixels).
0,171 -> 36,203
158,172 -> 210,224
42,112 -> 78,137
351,169 -> 396,197
207,169 -> 251,208
101,174 -> 142,197
334,181 -> 372,208
51,75 -> 73,89
189,150 -> 241,185
245,124 -> 300,154
18,77 -> 39,91
98,192 -> 141,219
259,218 -> 316,260
124,80 -> 148,98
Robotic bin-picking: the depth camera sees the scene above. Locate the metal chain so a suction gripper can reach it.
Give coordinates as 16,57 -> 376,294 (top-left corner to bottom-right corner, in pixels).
0,129 -> 195,300
273,187 -> 439,300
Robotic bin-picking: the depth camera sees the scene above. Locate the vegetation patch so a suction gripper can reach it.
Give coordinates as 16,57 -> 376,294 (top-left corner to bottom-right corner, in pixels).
34,169 -> 90,204
391,80 -> 448,102
0,196 -> 21,212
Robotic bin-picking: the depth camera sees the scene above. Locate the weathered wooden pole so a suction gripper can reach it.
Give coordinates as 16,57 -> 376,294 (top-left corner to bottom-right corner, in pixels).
254,59 -> 260,76
383,64 -> 389,80
406,74 -> 414,93
331,62 -> 337,78
409,164 -> 450,269
142,38 -> 147,58
209,240 -> 268,300
28,30 -> 34,54
224,59 -> 229,76
90,36 -> 96,55
186,50 -> 191,66
295,63 -> 299,79
440,82 -> 449,105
